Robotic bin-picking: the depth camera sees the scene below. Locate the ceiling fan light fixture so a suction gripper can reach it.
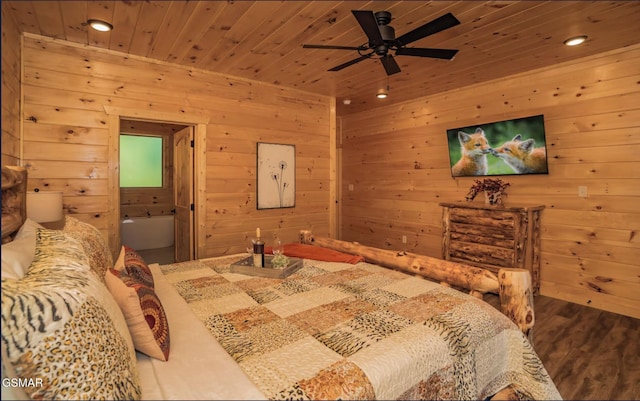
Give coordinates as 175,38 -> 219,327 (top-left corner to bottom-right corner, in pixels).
376,88 -> 388,99
563,35 -> 587,46
88,19 -> 113,32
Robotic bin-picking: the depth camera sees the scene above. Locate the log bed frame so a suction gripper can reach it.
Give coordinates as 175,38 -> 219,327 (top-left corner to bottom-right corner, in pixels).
2,165 -> 532,400
1,165 -> 535,338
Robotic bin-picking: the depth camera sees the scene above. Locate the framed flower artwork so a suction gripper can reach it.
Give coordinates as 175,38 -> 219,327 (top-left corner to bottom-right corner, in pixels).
257,142 -> 296,209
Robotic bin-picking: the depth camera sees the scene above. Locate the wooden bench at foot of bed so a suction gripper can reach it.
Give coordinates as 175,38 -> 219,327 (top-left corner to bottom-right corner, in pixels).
299,230 -> 535,341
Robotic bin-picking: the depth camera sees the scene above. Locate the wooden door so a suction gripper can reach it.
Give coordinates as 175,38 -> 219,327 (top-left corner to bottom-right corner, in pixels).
173,126 -> 194,262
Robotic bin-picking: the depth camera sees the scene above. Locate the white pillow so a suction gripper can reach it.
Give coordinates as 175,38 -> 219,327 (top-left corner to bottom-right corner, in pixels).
1,219 -> 44,280
16,218 -> 44,239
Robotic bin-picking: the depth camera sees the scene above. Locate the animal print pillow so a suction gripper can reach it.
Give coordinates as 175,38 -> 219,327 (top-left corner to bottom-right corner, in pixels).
62,216 -> 113,283
1,229 -> 141,400
106,267 -> 170,361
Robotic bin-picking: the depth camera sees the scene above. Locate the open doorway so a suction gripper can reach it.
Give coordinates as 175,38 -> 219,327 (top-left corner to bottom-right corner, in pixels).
106,106 -> 208,262
119,119 -> 193,264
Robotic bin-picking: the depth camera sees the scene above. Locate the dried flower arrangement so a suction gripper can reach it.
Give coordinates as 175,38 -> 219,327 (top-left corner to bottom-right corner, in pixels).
466,178 -> 510,205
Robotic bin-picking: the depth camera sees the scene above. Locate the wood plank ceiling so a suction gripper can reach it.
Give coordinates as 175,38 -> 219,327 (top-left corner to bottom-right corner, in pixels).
5,1 -> 640,114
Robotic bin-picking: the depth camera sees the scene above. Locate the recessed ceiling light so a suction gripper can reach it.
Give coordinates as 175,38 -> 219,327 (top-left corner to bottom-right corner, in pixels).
563,35 -> 587,46
342,99 -> 351,105
88,19 -> 113,32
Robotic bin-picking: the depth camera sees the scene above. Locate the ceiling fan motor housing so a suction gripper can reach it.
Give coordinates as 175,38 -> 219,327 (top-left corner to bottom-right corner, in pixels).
374,44 -> 388,56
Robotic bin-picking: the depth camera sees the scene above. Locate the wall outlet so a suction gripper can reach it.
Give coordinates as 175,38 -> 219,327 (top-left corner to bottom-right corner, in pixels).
348,184 -> 354,191
402,235 -> 407,244
578,186 -> 588,198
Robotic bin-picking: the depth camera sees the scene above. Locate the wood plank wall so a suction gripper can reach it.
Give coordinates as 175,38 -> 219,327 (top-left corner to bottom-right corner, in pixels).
339,44 -> 640,319
1,4 -> 21,166
17,34 -> 333,258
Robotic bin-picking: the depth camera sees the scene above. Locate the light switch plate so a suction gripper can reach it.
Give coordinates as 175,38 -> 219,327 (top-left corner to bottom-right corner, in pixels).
578,186 -> 587,198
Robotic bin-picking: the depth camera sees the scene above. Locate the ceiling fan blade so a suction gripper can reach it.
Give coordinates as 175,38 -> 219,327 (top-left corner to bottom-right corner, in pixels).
395,47 -> 458,60
352,10 -> 384,46
395,12 -> 460,46
328,54 -> 371,72
380,54 -> 401,75
303,44 -> 363,51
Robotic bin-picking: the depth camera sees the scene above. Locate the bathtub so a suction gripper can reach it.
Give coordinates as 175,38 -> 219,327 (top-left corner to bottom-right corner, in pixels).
120,215 -> 174,251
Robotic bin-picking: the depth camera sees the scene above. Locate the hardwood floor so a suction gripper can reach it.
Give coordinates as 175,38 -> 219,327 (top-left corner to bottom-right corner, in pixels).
136,246 -> 175,265
488,294 -> 639,400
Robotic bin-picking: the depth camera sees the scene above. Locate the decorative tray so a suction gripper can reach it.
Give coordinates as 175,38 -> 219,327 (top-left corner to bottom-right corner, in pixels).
230,255 -> 303,279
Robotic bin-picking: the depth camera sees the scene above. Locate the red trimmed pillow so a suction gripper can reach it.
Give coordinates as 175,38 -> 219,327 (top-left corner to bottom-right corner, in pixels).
114,245 -> 154,288
106,268 -> 170,361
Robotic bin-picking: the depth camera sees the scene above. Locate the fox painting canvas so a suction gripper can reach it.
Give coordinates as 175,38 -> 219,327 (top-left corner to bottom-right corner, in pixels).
447,115 -> 549,177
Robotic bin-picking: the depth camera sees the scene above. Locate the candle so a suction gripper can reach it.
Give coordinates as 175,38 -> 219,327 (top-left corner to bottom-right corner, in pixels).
256,227 -> 261,238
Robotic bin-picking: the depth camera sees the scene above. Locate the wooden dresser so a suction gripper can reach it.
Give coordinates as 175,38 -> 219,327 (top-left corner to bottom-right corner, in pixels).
439,202 -> 544,295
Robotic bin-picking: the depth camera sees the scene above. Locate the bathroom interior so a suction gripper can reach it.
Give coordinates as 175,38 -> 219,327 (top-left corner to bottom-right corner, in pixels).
119,119 -> 187,265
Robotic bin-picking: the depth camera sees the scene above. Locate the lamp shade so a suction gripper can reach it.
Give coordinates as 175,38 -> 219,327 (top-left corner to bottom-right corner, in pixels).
27,191 -> 64,223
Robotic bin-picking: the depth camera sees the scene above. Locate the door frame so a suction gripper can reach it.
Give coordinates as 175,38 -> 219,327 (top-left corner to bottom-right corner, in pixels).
105,106 -> 209,260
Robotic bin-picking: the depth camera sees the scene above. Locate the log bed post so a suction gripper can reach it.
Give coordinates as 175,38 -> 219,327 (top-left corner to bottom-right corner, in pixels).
299,230 -> 536,338
498,268 -> 535,343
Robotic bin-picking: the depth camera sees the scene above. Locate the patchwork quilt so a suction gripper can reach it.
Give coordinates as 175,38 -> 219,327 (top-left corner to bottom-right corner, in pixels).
159,255 -> 561,400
